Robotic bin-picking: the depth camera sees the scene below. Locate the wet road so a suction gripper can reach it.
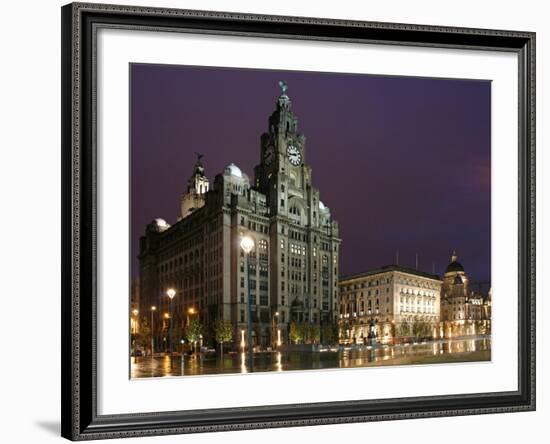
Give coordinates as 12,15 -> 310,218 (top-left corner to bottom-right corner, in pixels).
131,336 -> 491,378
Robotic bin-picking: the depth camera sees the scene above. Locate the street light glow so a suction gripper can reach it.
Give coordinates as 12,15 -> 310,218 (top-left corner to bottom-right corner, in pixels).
132,309 -> 139,316
240,235 -> 254,254
166,288 -> 176,299
151,305 -> 157,311
188,307 -> 196,314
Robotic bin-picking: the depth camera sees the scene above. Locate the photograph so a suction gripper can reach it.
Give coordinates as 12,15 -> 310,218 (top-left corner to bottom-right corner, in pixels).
129,64 -> 492,378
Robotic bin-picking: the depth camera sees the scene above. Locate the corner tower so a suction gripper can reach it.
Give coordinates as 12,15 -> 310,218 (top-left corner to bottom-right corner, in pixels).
254,81 -> 311,218
180,154 -> 209,219
253,81 -> 341,330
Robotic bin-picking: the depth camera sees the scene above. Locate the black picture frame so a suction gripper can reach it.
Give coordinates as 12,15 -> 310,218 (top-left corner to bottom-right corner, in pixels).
61,2 -> 536,440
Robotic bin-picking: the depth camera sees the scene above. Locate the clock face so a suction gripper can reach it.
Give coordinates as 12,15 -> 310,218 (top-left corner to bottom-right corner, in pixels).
287,144 -> 302,166
264,145 -> 275,165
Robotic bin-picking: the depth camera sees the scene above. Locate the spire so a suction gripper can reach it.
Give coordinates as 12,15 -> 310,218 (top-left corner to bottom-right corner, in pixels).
451,250 -> 458,263
269,80 -> 297,136
187,153 -> 208,193
276,80 -> 292,110
278,80 -> 288,96
181,154 -> 210,219
191,152 -> 205,177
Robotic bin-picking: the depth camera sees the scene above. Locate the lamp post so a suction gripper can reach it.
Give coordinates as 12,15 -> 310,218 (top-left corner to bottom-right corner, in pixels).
166,288 -> 176,365
131,309 -> 139,361
132,309 -> 139,333
240,235 -> 255,371
186,307 -> 198,354
272,311 -> 279,349
187,307 -> 196,328
150,306 -> 156,357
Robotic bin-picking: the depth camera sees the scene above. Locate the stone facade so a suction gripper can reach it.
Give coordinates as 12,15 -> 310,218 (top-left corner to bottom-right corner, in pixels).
138,84 -> 341,349
338,266 -> 441,344
440,252 -> 492,337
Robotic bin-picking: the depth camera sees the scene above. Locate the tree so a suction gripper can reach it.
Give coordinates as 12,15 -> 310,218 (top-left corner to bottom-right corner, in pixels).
185,318 -> 203,352
322,323 -> 339,345
213,319 -> 233,356
289,322 -> 304,344
412,320 -> 432,339
397,320 -> 411,338
412,319 -> 423,339
134,317 -> 151,353
304,323 -> 321,344
289,322 -> 323,344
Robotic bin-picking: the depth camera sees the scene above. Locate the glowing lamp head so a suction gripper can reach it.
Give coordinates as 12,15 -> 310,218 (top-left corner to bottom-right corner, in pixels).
151,306 -> 157,311
188,307 -> 196,315
240,235 -> 255,254
166,288 -> 176,299
132,309 -> 138,316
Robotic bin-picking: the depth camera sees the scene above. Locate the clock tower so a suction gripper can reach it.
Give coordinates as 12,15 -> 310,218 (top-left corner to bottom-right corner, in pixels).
252,81 -> 340,329
255,81 -> 312,218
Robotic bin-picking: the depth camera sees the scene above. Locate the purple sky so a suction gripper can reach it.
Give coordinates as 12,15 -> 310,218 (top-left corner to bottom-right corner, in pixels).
130,64 -> 491,284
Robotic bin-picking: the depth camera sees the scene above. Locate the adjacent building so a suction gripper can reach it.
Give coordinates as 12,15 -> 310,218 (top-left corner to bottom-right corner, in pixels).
440,252 -> 492,337
338,265 -> 441,344
337,252 -> 492,344
138,82 -> 341,350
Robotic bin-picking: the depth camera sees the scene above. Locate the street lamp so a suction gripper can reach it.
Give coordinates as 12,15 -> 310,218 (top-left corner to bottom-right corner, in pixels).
240,235 -> 255,371
150,306 -> 156,358
166,288 -> 176,365
132,309 -> 139,334
272,311 -> 279,349
186,307 -> 198,354
187,307 -> 196,327
131,307 -> 139,329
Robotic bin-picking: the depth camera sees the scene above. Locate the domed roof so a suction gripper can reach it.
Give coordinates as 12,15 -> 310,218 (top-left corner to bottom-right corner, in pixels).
154,218 -> 170,232
445,251 -> 464,273
319,201 -> 330,213
446,261 -> 465,273
224,163 -> 242,178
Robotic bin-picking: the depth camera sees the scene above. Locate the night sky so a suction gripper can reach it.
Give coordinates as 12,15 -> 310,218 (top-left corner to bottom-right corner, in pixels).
130,64 -> 491,284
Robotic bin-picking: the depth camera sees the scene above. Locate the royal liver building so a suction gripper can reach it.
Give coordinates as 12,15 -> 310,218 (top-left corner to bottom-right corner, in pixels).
139,82 -> 341,349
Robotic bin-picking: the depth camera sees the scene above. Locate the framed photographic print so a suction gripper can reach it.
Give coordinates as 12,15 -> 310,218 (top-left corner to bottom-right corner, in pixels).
61,2 -> 536,440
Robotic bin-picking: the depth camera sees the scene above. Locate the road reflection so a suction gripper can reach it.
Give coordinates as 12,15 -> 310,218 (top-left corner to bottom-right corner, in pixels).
131,337 -> 491,378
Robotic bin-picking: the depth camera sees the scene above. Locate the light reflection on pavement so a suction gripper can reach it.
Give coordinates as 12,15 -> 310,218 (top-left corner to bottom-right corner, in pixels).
131,336 -> 491,378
